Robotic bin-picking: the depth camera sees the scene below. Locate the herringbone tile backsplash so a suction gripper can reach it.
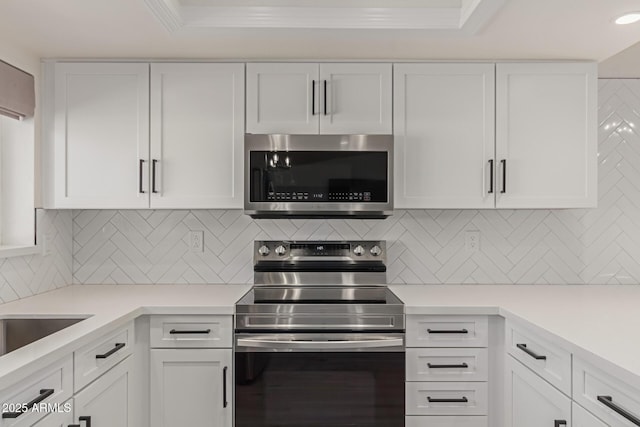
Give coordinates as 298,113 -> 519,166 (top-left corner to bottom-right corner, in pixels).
71,80 -> 640,285
0,210 -> 72,303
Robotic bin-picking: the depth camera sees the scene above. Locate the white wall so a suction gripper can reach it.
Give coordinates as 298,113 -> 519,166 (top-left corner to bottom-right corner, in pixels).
599,41 -> 640,78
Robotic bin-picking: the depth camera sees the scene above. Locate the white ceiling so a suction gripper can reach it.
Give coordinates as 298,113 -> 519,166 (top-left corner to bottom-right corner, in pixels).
147,0 -> 503,31
1,0 -> 640,62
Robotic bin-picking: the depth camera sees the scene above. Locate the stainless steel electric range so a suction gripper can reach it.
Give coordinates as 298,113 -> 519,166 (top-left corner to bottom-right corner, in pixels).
234,240 -> 405,427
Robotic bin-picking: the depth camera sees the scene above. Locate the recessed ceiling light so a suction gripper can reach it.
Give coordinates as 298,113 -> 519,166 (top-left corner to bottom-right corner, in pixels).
615,12 -> 640,25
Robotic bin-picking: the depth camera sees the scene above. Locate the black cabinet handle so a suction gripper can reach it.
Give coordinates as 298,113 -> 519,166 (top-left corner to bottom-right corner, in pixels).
516,343 -> 547,360
427,363 -> 469,369
223,366 -> 228,408
96,343 -> 125,359
2,389 -> 55,418
500,159 -> 507,193
554,421 -> 567,427
427,396 -> 468,403
169,329 -> 211,334
139,159 -> 146,194
311,80 -> 316,115
427,329 -> 468,334
151,159 -> 158,193
598,395 -> 640,426
488,159 -> 494,194
323,80 -> 328,116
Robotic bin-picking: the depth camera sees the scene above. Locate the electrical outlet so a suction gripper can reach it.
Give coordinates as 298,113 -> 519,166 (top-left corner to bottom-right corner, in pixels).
465,231 -> 480,252
42,233 -> 52,257
189,231 -> 204,253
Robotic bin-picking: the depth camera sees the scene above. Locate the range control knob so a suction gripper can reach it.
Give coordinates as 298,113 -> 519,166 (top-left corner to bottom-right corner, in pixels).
353,245 -> 365,256
370,245 -> 382,256
275,245 -> 287,256
258,245 -> 270,256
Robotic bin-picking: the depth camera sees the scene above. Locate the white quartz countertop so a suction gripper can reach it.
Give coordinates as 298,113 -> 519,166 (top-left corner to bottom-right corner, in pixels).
390,284 -> 640,385
2,284 -> 640,390
0,284 -> 251,389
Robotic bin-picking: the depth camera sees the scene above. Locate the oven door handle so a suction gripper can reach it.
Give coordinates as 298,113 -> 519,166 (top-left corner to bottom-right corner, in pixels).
236,337 -> 404,350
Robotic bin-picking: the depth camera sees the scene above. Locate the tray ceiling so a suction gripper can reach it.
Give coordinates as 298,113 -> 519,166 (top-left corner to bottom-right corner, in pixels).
144,0 -> 505,31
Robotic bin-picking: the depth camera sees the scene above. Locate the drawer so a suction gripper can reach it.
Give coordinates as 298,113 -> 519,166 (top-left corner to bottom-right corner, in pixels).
573,403 -> 609,427
406,382 -> 488,416
150,315 -> 232,348
574,356 -> 640,427
506,319 -> 571,396
0,356 -> 73,427
406,416 -> 488,427
407,348 -> 488,382
74,322 -> 133,392
407,316 -> 488,348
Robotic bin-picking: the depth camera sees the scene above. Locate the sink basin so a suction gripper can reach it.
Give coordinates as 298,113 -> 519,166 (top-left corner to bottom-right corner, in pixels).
0,318 -> 85,356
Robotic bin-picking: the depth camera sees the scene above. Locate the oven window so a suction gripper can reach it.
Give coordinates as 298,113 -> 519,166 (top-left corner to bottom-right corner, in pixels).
235,352 -> 404,427
249,151 -> 388,203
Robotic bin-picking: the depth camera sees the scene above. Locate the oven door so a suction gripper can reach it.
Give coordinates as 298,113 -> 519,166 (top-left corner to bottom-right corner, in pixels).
234,333 -> 405,427
244,134 -> 393,218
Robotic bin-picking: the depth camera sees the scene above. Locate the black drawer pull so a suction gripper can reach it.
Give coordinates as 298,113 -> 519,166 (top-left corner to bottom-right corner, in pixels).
427,363 -> 469,369
223,366 -> 228,408
516,343 -> 547,360
598,395 -> 640,426
501,159 -> 507,193
2,388 -> 54,418
139,159 -> 146,194
427,329 -> 468,334
554,421 -> 567,427
169,329 -> 211,334
427,396 -> 468,403
79,416 -> 91,427
96,343 -> 125,359
488,159 -> 494,194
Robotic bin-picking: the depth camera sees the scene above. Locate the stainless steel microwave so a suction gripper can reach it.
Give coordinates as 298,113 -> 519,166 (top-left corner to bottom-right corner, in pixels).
245,134 -> 393,218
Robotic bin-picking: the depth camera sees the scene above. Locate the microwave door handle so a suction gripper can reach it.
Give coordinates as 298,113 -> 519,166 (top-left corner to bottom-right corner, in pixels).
237,337 -> 404,350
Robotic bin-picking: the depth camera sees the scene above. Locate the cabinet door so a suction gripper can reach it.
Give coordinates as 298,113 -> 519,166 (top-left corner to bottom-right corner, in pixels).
73,357 -> 134,427
150,349 -> 232,427
53,63 -> 150,208
319,63 -> 392,134
496,62 -> 597,208
394,64 -> 495,208
505,356 -> 571,427
246,63 -> 319,134
150,63 -> 245,208
30,405 -> 73,427
573,403 -> 608,427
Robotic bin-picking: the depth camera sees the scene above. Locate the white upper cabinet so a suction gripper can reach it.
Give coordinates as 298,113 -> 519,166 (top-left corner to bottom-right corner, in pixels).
394,63 -> 495,209
46,62 -> 244,209
246,62 -> 392,134
496,62 -> 597,208
51,63 -> 150,209
246,63 -> 319,134
394,61 -> 596,209
319,63 -> 392,134
150,63 -> 245,209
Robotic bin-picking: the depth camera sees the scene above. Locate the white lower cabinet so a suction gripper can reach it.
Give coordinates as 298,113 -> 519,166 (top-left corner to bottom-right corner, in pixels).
573,403 -> 609,427
150,349 -> 232,427
30,404 -> 74,427
505,355 -> 571,427
73,356 -> 134,427
406,416 -> 489,427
